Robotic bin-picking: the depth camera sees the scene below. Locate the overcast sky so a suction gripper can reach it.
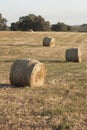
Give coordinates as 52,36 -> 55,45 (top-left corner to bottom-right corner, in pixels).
0,0 -> 87,26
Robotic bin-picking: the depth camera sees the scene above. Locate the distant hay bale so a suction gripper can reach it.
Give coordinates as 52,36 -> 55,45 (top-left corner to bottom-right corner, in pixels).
28,29 -> 33,32
43,37 -> 55,47
10,59 -> 45,87
65,48 -> 82,62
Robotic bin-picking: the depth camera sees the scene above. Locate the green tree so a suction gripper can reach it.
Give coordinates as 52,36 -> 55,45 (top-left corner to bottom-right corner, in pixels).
10,22 -> 19,31
32,15 -> 50,31
10,14 -> 50,31
0,13 -> 7,30
51,22 -> 71,32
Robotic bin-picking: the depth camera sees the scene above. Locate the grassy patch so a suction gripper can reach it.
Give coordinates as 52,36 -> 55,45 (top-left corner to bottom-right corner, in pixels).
41,107 -> 65,116
0,31 -> 87,129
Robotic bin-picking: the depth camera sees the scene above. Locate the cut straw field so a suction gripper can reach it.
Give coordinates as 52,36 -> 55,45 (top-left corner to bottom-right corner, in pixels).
0,31 -> 87,130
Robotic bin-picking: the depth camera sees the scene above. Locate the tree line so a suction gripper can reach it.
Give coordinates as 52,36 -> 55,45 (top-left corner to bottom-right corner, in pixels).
0,13 -> 87,32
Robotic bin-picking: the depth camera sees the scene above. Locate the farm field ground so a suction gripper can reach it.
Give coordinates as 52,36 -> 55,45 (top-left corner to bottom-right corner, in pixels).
0,31 -> 87,130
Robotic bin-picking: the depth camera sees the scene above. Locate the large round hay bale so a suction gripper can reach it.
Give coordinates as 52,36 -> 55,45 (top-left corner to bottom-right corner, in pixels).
10,59 -> 46,87
43,37 -> 55,47
65,48 -> 82,62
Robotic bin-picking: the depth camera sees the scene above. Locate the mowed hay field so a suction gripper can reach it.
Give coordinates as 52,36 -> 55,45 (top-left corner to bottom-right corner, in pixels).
0,31 -> 87,130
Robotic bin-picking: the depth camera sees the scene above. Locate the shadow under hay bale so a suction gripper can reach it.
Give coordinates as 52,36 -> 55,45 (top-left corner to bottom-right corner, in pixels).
10,59 -> 46,87
65,48 -> 82,62
43,37 -> 55,47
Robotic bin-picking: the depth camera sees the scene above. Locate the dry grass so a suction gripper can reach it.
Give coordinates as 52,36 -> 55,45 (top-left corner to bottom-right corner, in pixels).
0,31 -> 87,130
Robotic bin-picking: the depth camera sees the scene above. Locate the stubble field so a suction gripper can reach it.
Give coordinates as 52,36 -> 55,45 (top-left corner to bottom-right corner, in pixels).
0,31 -> 87,130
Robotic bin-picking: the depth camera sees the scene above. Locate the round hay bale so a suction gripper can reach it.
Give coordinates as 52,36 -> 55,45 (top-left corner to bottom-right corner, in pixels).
43,37 -> 55,47
65,48 -> 82,62
28,29 -> 33,32
10,59 -> 46,87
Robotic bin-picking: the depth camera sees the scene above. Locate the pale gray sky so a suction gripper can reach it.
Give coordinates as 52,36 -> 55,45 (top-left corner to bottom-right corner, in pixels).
0,0 -> 87,25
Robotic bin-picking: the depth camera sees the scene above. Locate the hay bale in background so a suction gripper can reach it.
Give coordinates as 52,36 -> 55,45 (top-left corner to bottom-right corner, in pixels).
65,48 -> 82,62
43,37 -> 55,47
28,29 -> 33,32
10,59 -> 46,87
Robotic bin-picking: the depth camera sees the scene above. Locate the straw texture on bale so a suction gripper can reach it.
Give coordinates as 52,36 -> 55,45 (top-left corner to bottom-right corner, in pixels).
43,37 -> 55,47
10,59 -> 45,87
65,48 -> 82,62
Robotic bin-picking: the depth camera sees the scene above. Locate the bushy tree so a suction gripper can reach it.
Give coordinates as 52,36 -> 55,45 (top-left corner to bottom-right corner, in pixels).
10,22 -> 19,31
18,14 -> 37,31
78,24 -> 87,32
32,15 -> 50,31
11,14 -> 50,31
51,22 -> 71,32
0,13 -> 7,30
